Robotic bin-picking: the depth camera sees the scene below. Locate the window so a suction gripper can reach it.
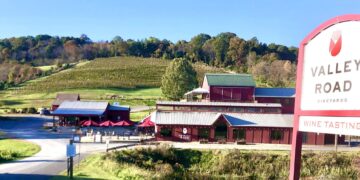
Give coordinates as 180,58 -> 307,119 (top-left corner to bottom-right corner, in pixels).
233,129 -> 246,140
302,133 -> 308,143
160,128 -> 172,137
271,130 -> 283,140
284,98 -> 290,105
198,128 -> 210,139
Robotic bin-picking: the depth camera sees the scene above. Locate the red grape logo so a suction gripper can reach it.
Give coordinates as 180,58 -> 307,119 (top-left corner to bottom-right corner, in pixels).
329,31 -> 342,57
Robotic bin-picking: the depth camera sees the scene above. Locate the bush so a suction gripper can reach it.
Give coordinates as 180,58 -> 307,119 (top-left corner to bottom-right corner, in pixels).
9,108 -> 17,114
20,108 -> 28,114
106,147 -> 360,179
27,107 -> 37,114
0,150 -> 20,162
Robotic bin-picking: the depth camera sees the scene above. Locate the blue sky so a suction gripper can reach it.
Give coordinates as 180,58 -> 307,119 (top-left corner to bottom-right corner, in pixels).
1,0 -> 359,46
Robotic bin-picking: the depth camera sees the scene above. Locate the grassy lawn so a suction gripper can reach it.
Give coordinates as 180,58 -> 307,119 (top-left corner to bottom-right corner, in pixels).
52,146 -> 360,179
130,111 -> 152,122
53,153 -> 150,180
0,87 -> 162,111
0,139 -> 41,163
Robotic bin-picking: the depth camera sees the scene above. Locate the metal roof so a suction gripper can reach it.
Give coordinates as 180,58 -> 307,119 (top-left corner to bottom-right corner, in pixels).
255,88 -> 295,98
205,73 -> 256,87
154,111 -> 221,126
184,87 -> 209,96
223,113 -> 293,128
51,101 -> 108,116
153,111 -> 293,128
108,105 -> 130,111
157,101 -> 281,107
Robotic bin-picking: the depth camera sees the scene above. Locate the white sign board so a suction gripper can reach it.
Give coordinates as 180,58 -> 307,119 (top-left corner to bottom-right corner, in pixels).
182,128 -> 187,134
73,135 -> 81,143
66,144 -> 76,157
299,116 -> 360,136
95,134 -> 102,143
301,21 -> 360,111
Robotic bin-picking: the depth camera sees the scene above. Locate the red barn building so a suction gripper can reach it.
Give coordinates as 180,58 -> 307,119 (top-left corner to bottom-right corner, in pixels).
202,74 -> 255,102
51,101 -> 131,126
151,73 -> 344,145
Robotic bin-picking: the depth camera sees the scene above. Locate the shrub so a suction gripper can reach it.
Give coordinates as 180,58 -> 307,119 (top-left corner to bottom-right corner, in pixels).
27,107 -> 37,114
9,108 -> 17,114
0,150 -> 20,162
20,108 -> 28,114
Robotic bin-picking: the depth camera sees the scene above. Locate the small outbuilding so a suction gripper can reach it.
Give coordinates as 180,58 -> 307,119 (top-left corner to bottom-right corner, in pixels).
52,93 -> 80,111
51,101 -> 131,126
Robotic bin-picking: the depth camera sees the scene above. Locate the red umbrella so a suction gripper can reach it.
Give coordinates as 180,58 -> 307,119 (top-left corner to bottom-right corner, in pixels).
138,116 -> 155,127
113,120 -> 134,127
81,120 -> 99,127
99,120 -> 115,127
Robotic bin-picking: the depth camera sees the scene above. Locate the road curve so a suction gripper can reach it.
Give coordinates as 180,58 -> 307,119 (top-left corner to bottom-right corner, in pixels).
0,115 -> 126,180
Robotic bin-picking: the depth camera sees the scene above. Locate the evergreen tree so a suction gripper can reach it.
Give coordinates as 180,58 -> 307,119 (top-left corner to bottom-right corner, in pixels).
161,58 -> 198,100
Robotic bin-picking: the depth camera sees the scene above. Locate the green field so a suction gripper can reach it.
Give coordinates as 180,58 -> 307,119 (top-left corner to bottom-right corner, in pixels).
0,139 -> 41,163
53,146 -> 360,179
130,111 -> 152,122
0,57 -> 224,111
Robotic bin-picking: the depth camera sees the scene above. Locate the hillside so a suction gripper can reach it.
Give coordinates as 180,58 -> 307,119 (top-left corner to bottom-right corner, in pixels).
19,56 -> 224,93
0,56 -> 224,110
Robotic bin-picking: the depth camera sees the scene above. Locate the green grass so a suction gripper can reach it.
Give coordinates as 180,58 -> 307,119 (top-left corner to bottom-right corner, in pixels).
37,65 -> 55,71
53,146 -> 360,179
0,139 -> 41,163
130,111 -> 152,122
53,153 -> 151,180
0,87 -> 162,110
0,57 -> 224,110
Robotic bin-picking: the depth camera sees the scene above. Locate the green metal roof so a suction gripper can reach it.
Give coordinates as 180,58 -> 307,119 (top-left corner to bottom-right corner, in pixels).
205,73 -> 256,87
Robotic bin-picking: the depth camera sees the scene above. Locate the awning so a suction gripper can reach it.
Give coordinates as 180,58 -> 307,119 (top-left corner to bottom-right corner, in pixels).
184,87 -> 209,96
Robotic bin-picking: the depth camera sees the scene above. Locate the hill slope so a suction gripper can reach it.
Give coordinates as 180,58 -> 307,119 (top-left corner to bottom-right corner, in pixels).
20,57 -> 224,93
0,57 -> 224,110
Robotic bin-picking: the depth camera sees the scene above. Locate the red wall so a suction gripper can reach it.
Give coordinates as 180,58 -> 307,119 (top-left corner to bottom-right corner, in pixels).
106,110 -> 130,121
255,97 -> 295,114
210,86 -> 254,102
155,125 -> 345,146
156,125 -> 205,142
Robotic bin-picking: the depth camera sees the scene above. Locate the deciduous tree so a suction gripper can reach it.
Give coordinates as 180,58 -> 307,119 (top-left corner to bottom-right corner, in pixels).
161,58 -> 198,100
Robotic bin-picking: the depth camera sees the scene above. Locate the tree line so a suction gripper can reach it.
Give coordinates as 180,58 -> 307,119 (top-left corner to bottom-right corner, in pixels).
0,33 -> 298,88
0,33 -> 297,66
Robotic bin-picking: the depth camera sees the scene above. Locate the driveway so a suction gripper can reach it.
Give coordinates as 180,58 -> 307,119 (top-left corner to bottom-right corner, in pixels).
0,115 -> 133,180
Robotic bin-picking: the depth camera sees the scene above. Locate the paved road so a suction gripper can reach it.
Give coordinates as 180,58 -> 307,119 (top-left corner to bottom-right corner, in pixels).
0,115 -> 132,180
131,105 -> 155,113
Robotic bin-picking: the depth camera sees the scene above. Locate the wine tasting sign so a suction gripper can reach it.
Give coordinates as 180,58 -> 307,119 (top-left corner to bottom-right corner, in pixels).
290,14 -> 360,180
